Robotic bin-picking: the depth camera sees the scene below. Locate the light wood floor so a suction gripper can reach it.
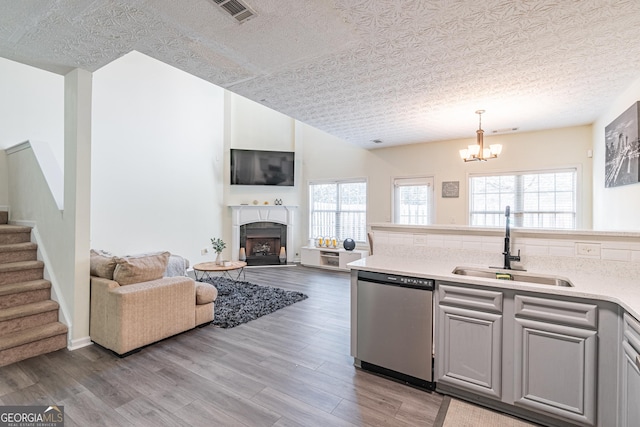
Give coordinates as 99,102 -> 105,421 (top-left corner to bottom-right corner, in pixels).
0,265 -> 443,426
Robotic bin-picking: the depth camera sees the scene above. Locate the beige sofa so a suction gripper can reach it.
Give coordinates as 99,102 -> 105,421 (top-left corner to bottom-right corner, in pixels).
89,251 -> 217,356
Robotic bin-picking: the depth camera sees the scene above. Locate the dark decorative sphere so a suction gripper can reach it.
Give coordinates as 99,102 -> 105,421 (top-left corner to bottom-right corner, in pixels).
343,238 -> 356,251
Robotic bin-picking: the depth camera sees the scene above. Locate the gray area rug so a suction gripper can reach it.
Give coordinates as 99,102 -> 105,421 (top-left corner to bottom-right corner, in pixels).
202,276 -> 308,328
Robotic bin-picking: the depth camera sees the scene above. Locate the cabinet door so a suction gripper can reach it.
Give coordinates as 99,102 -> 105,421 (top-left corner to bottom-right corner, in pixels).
436,304 -> 503,399
621,313 -> 640,427
514,318 -> 597,426
300,248 -> 320,266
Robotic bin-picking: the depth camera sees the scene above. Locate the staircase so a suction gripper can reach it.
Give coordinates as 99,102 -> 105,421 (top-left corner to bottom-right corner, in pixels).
0,211 -> 68,366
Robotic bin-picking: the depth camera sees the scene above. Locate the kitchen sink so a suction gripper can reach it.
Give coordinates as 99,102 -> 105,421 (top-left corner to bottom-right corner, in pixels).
452,266 -> 573,287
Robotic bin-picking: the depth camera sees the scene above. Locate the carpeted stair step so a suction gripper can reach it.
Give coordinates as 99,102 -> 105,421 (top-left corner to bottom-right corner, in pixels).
0,260 -> 44,286
0,322 -> 67,367
0,279 -> 51,310
0,225 -> 32,245
0,212 -> 7,225
0,242 -> 38,264
0,300 -> 60,335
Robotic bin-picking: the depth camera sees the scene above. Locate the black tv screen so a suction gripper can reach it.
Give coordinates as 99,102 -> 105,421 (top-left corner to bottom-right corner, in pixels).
230,149 -> 295,186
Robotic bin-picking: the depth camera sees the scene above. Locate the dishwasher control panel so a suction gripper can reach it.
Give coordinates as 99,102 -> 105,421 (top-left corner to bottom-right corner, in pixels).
357,270 -> 434,290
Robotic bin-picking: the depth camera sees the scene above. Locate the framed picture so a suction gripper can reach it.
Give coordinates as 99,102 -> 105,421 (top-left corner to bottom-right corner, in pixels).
442,181 -> 459,198
605,101 -> 640,188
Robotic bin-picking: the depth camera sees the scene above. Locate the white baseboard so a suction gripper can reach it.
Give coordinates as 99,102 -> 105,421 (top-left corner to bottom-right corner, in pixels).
68,336 -> 92,351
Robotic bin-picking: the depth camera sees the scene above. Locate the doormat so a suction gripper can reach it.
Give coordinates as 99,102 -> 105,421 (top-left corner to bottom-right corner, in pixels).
435,396 -> 540,427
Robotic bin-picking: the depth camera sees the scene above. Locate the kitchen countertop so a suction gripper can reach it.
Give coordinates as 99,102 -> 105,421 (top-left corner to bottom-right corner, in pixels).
349,255 -> 640,320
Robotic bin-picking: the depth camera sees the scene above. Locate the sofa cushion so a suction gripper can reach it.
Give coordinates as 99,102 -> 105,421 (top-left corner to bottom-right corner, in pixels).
90,249 -> 118,279
195,282 -> 218,305
113,252 -> 171,285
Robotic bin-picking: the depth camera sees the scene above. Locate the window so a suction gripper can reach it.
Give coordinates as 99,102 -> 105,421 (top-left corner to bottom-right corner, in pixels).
393,177 -> 434,225
309,180 -> 367,241
469,169 -> 577,229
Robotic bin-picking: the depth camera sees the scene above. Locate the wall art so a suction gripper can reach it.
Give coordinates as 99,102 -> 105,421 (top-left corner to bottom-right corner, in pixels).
442,181 -> 459,198
605,101 -> 640,188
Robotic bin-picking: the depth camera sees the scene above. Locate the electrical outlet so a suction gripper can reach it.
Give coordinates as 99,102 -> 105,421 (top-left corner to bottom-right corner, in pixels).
414,235 -> 427,245
576,242 -> 601,257
201,248 -> 209,256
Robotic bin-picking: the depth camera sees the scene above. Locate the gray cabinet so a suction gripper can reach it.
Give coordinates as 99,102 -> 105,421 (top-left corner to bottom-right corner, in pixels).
435,284 -> 503,399
436,283 -> 600,426
511,295 -> 598,425
513,295 -> 598,426
620,313 -> 640,427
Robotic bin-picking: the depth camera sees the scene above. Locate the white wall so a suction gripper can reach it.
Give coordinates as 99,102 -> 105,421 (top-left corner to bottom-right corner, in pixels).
91,51 -> 226,263
221,93 -> 306,259
0,57 -> 64,208
224,93 -> 299,207
593,75 -> 640,231
299,125 -> 593,233
0,57 -> 64,166
367,126 -> 594,228
297,122 -> 371,248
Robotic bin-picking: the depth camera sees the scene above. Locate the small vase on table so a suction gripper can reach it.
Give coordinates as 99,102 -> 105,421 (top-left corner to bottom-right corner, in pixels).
215,252 -> 223,266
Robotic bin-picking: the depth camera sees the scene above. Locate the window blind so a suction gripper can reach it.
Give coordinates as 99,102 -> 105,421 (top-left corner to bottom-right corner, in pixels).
393,177 -> 434,225
469,169 -> 577,229
309,180 -> 367,242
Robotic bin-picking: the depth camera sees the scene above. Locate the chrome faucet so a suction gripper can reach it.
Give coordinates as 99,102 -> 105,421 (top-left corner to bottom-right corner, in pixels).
503,206 -> 522,270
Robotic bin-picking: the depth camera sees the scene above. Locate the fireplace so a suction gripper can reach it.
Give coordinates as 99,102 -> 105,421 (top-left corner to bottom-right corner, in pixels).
240,222 -> 287,266
230,205 -> 296,265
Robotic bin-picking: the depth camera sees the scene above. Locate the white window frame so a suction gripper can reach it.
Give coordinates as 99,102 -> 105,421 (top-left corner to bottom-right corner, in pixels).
308,178 -> 368,242
392,176 -> 435,225
468,167 -> 580,229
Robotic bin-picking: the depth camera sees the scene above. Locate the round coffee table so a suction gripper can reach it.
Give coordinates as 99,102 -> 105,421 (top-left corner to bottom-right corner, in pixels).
193,261 -> 247,282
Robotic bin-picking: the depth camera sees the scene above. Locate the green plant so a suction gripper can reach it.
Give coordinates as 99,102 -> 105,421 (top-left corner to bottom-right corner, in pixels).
210,238 -> 226,253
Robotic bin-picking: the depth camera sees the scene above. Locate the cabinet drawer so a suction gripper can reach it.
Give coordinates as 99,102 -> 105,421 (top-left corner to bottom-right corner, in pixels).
514,295 -> 597,329
437,283 -> 503,313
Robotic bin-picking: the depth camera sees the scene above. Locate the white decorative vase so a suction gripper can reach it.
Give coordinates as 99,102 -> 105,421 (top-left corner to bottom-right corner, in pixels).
215,252 -> 222,265
279,247 -> 287,264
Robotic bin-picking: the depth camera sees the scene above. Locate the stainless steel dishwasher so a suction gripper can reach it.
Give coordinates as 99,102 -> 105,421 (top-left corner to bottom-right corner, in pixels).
355,270 -> 435,389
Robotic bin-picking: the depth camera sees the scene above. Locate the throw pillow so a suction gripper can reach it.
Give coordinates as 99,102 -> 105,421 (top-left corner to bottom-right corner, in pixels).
90,249 -> 118,279
113,251 -> 170,285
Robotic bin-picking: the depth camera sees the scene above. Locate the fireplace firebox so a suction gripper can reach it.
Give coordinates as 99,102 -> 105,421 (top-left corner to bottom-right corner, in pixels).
240,222 -> 287,266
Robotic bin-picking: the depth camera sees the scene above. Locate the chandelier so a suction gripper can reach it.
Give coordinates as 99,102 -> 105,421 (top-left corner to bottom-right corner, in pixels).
459,110 -> 502,162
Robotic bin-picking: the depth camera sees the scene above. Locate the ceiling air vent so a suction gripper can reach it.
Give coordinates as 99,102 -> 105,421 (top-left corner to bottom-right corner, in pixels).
212,0 -> 256,23
491,127 -> 519,134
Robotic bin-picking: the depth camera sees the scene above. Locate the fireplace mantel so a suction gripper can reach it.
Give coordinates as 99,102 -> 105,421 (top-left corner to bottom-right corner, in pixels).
229,205 -> 297,262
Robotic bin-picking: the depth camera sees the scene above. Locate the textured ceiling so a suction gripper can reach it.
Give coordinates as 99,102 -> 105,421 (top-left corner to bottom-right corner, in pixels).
2,0 -> 640,148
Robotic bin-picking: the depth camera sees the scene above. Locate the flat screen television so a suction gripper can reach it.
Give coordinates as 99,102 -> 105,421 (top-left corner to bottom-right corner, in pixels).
230,149 -> 295,186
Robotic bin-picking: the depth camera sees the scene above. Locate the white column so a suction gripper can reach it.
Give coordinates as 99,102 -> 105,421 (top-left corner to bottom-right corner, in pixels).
64,68 -> 92,343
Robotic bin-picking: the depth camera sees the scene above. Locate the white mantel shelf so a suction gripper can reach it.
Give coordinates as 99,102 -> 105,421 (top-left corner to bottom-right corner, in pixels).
229,205 -> 297,262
